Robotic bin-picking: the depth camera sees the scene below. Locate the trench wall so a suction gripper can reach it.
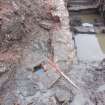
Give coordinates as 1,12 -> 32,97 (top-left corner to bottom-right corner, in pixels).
50,0 -> 76,71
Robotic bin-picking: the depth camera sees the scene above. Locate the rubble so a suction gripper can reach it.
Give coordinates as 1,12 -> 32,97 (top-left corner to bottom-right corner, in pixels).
95,58 -> 105,71
17,79 -> 39,97
0,63 -> 8,73
55,88 -> 72,103
0,1 -> 26,51
2,92 -> 18,105
38,20 -> 54,30
0,0 -> 105,105
48,59 -> 79,89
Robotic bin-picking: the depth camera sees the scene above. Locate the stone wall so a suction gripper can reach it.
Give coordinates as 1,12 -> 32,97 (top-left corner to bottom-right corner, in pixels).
50,0 -> 76,71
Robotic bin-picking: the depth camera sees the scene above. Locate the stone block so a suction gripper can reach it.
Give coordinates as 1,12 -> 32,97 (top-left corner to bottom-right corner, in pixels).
55,88 -> 73,103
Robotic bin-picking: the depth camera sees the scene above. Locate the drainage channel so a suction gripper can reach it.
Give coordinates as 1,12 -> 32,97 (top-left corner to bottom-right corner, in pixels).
70,11 -> 105,62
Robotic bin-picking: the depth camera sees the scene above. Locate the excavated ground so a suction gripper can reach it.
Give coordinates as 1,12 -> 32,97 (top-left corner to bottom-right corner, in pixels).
0,0 -> 105,105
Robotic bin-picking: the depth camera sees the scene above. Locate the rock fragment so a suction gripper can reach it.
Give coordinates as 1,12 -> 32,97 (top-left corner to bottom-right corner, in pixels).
39,20 -> 53,30
55,88 -> 73,103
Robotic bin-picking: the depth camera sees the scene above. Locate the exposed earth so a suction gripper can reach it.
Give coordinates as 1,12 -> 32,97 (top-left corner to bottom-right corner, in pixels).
0,0 -> 105,105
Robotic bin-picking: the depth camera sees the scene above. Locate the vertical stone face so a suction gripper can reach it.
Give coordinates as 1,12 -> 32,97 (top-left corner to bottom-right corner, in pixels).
50,0 -> 76,71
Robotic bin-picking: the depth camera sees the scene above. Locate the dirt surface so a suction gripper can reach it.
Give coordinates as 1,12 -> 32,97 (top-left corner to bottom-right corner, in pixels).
0,0 -> 105,105
0,0 -> 51,104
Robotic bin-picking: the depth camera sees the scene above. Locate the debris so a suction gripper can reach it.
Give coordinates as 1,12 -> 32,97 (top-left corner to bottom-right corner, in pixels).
0,63 -> 8,73
97,84 -> 105,92
100,58 -> 105,67
73,26 -> 95,34
95,58 -> 105,71
39,20 -> 53,30
17,79 -> 39,97
47,59 -> 79,89
2,92 -> 18,105
55,89 -> 73,103
12,1 -> 19,10
70,18 -> 81,26
37,96 -> 58,105
32,58 -> 78,89
82,23 -> 94,27
47,96 -> 57,105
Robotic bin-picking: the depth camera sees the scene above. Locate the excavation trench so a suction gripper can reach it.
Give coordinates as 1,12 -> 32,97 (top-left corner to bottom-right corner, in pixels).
0,0 -> 105,105
69,9 -> 105,62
